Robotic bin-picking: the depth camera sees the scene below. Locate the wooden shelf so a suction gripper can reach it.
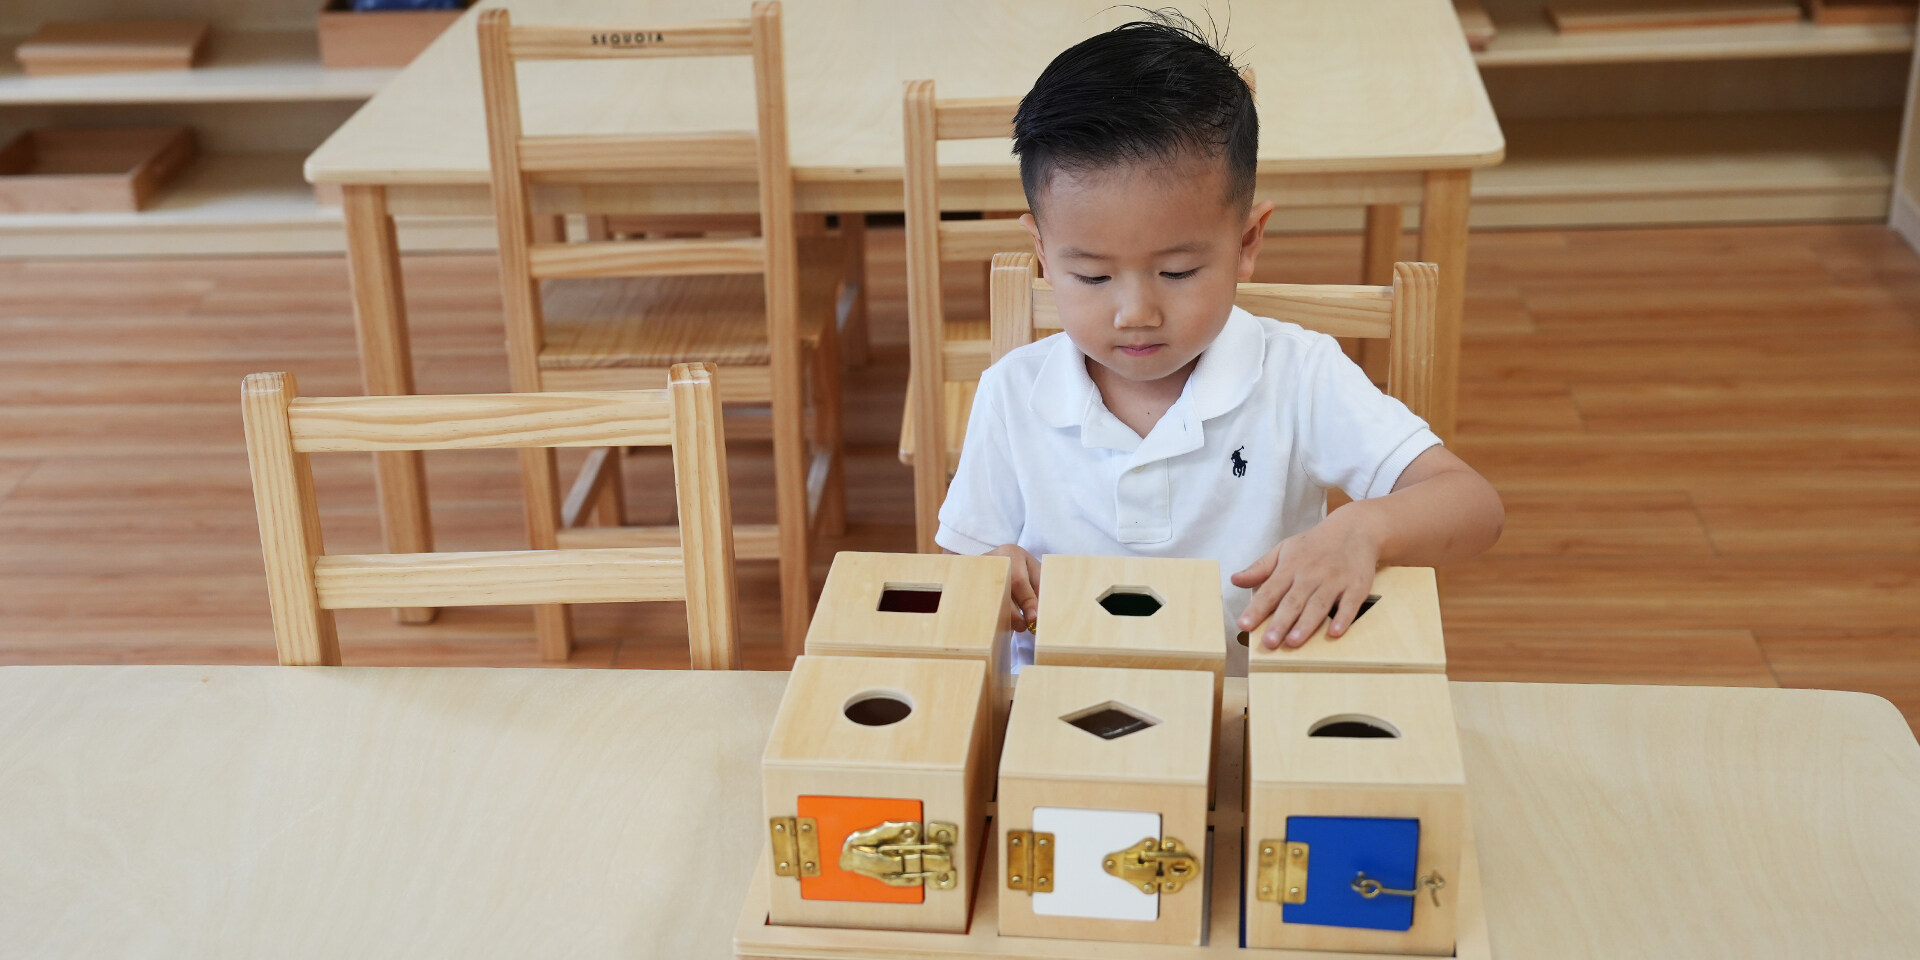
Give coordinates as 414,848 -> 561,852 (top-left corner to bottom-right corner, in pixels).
1470,109 -> 1900,225
0,30 -> 394,105
0,152 -> 491,256
1475,0 -> 1915,64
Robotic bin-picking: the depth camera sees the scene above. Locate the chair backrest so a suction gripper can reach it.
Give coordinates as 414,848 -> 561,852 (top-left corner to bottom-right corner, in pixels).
901,81 -> 1023,549
476,3 -> 798,393
987,252 -> 1440,424
241,364 -> 740,669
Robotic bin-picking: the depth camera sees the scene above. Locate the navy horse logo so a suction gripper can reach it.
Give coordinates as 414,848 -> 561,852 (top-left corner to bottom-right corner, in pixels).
1230,446 -> 1248,478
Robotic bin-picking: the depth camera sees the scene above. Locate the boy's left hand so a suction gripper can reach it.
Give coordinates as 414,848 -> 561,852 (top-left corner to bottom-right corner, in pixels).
1231,506 -> 1382,650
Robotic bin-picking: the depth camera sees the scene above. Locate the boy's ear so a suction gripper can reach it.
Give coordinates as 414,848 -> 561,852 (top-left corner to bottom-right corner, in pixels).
1020,213 -> 1046,278
1237,200 -> 1276,281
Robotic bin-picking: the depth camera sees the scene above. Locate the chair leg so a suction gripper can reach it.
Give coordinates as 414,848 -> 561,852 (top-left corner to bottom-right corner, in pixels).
1359,204 -> 1401,382
595,448 -> 627,526
813,330 -> 847,538
518,445 -> 574,661
839,213 -> 870,368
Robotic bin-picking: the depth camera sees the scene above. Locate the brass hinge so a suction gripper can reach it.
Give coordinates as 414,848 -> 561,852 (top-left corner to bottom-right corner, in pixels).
1254,839 -> 1309,903
1103,836 -> 1200,894
1006,829 -> 1055,893
840,820 -> 958,889
769,817 -> 821,879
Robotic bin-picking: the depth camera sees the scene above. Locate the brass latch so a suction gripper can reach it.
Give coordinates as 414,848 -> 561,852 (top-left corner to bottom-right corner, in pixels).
1255,840 -> 1310,903
1103,836 -> 1199,894
1006,829 -> 1055,893
1354,870 -> 1446,908
768,817 -> 822,879
840,820 -> 958,889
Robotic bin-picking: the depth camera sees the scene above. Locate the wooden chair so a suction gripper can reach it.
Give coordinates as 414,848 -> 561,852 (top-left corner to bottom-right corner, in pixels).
988,252 -> 1439,422
477,3 -> 843,658
899,82 -> 1026,553
241,365 -> 739,669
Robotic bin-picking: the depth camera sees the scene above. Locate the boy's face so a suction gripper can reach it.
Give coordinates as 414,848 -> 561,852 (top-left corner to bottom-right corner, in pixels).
1022,156 -> 1275,388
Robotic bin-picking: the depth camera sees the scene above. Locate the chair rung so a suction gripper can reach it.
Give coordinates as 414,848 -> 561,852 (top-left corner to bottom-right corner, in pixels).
936,97 -> 1018,140
508,22 -> 753,60
529,237 -> 766,279
938,219 -> 1030,262
555,523 -> 782,559
519,133 -> 758,175
287,392 -> 673,452
314,548 -> 686,609
941,339 -> 991,381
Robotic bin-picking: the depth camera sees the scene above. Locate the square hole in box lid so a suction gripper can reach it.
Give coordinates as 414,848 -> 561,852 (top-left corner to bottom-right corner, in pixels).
1062,700 -> 1158,740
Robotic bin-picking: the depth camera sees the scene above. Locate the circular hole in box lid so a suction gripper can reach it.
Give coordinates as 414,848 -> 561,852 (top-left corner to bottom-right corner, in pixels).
1308,713 -> 1400,738
843,689 -> 914,726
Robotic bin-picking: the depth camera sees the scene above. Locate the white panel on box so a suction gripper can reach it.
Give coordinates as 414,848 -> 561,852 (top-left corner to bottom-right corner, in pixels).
1030,806 -> 1160,922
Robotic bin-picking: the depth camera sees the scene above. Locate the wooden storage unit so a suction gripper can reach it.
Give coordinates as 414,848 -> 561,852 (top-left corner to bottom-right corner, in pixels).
0,0 -> 489,256
0,126 -> 195,212
1458,0 -> 1917,228
317,1 -> 466,69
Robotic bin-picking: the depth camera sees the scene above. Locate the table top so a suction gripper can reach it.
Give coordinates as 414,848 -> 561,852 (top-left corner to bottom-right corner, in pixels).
304,0 -> 1503,188
4,667 -> 1914,959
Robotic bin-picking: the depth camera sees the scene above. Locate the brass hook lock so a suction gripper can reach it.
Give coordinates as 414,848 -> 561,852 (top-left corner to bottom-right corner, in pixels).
1351,870 -> 1446,908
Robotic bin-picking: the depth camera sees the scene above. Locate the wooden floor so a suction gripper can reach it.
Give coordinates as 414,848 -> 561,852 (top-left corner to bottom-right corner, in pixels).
1,223 -> 1915,733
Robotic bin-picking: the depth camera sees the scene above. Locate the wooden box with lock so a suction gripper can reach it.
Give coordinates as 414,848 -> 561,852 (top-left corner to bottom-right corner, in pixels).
1244,671 -> 1466,955
1245,566 -> 1446,675
804,551 -> 1013,776
996,664 -> 1213,946
1033,555 -> 1226,716
761,655 -> 990,933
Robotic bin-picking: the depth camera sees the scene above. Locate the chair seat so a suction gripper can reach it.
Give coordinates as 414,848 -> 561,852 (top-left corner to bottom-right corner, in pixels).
539,237 -> 840,370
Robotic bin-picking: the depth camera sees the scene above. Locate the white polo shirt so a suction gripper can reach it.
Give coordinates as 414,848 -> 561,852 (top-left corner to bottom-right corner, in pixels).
936,307 -> 1441,671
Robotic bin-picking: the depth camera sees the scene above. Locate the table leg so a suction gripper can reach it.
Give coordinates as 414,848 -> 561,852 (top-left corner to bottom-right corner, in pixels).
1358,204 -> 1402,377
1417,170 -> 1471,442
342,184 -> 435,625
839,212 -> 870,367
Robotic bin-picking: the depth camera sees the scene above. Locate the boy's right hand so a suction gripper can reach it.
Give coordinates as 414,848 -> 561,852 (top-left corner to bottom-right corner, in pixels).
986,543 -> 1041,633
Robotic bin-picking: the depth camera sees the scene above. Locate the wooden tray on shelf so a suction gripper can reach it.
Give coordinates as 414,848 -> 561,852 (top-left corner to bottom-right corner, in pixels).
0,127 -> 197,214
734,681 -> 1493,960
13,20 -> 209,76
317,1 -> 469,69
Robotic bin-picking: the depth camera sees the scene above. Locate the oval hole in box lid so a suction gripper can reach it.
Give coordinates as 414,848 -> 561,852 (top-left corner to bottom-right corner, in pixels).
1308,713 -> 1400,738
843,689 -> 915,726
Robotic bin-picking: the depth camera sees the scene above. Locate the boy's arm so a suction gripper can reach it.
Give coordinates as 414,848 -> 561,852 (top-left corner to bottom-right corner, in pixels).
946,543 -> 1042,633
1232,445 -> 1503,649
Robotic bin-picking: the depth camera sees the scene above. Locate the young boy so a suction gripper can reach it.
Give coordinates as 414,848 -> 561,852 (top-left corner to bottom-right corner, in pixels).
935,16 -> 1504,667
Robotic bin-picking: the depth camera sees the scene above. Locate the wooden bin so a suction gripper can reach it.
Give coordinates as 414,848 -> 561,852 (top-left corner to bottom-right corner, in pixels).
1246,566 -> 1446,675
1033,554 -> 1226,713
761,655 -> 990,934
0,127 -> 196,214
317,1 -> 468,69
805,551 -> 1012,765
997,665 -> 1214,946
1244,672 -> 1466,956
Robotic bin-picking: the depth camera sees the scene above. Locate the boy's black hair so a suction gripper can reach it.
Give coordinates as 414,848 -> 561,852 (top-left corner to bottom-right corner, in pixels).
1013,10 -> 1257,213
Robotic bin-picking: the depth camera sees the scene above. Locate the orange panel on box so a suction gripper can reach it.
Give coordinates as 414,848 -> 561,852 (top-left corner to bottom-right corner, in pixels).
797,795 -> 924,904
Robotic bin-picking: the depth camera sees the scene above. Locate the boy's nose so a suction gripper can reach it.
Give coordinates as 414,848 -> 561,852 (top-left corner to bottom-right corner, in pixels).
1112,286 -> 1162,329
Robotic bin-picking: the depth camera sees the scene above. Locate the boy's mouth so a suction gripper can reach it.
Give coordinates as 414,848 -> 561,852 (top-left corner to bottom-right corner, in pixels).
1117,343 -> 1164,357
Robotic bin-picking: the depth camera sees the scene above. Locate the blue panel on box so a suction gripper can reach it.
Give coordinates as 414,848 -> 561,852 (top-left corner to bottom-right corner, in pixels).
1281,816 -> 1421,932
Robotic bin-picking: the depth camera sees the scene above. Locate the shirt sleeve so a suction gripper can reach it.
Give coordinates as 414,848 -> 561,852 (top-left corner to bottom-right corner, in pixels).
1296,335 -> 1443,501
935,367 -> 1025,555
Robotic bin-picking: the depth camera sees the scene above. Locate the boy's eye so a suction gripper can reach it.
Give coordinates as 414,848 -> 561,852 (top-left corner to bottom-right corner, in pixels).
1161,269 -> 1199,280
1074,274 -> 1110,285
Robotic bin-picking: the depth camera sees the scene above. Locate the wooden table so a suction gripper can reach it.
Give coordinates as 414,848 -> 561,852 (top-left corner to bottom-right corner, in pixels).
4,667 -> 1916,958
302,0 -> 1502,609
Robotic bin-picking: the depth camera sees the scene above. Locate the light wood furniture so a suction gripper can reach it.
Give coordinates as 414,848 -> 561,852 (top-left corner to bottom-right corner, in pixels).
1244,672 -> 1466,955
989,252 -> 1440,423
1247,566 -> 1448,675
474,3 -> 843,657
762,654 -> 990,933
304,0 -> 1502,615
4,669 -> 1917,957
240,364 -> 739,666
997,665 -> 1215,946
898,82 -> 1020,552
1543,2 -> 1804,34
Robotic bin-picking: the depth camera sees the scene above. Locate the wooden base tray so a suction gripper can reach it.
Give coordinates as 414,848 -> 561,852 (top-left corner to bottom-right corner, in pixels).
735,681 -> 1492,959
0,127 -> 196,214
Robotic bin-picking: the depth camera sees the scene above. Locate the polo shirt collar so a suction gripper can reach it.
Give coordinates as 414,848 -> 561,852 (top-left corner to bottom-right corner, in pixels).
1028,305 -> 1265,434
